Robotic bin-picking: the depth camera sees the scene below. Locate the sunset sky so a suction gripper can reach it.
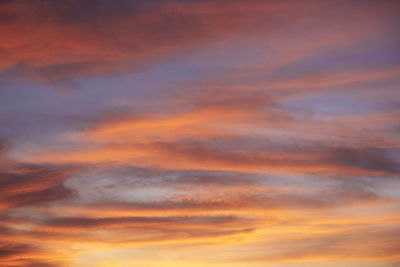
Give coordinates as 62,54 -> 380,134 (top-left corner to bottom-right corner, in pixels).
0,0 -> 400,266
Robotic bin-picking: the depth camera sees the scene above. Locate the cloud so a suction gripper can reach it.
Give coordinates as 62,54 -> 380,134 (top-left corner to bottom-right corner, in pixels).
31,136 -> 400,176
1,1 -> 399,266
229,226 -> 400,263
0,243 -> 36,260
0,243 -> 62,267
328,147 -> 400,175
2,0 -> 396,83
0,0 -> 308,82
42,215 -> 250,230
0,160 -> 83,210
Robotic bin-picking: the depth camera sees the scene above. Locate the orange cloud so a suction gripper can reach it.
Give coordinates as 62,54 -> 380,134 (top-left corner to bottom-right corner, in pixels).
0,0 -> 313,82
1,1 -> 400,266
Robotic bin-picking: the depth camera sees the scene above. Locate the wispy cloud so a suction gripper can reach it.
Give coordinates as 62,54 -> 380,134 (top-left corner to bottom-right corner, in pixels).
1,0 -> 400,266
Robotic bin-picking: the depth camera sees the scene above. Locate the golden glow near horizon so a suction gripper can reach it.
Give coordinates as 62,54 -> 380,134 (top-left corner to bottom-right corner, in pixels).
0,0 -> 399,266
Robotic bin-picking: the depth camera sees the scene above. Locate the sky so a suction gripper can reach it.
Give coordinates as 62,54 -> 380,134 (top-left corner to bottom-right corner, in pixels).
0,0 -> 399,266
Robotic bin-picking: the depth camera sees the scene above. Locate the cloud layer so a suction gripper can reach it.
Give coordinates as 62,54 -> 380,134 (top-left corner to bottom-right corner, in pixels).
0,0 -> 399,266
